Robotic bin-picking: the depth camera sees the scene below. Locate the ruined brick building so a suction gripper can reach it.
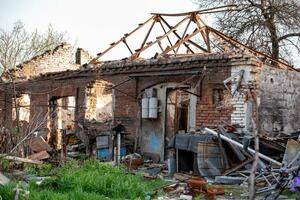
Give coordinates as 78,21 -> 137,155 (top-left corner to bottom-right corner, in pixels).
0,12 -> 299,161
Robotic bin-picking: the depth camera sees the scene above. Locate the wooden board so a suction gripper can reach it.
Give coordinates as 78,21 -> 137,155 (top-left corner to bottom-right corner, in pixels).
30,136 -> 52,153
27,150 -> 50,161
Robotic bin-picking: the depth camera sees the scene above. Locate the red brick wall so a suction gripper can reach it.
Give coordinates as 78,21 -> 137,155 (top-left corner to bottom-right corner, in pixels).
196,67 -> 232,127
102,67 -> 233,141
196,83 -> 232,127
0,90 -> 12,127
102,75 -> 139,141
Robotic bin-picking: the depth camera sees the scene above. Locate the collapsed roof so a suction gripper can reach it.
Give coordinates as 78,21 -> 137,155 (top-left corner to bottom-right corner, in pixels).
90,6 -> 298,72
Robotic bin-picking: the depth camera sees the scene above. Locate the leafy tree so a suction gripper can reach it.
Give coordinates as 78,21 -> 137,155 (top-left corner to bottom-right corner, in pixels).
193,0 -> 300,64
0,21 -> 68,71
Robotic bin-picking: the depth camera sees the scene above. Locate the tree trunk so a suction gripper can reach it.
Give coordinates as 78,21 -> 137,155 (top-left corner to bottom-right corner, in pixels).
262,5 -> 280,60
268,22 -> 280,60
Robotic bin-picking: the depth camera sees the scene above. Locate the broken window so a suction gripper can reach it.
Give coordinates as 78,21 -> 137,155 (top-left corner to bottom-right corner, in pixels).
48,96 -> 76,150
85,80 -> 113,122
61,97 -> 69,110
12,94 -> 30,122
57,96 -> 75,130
213,89 -> 224,105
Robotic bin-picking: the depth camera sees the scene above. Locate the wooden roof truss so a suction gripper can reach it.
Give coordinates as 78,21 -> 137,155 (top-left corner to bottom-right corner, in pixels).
90,6 -> 296,71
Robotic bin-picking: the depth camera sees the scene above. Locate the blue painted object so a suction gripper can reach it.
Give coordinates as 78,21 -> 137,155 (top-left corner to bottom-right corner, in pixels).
149,133 -> 158,152
120,147 -> 126,157
97,147 -> 126,161
96,148 -> 111,160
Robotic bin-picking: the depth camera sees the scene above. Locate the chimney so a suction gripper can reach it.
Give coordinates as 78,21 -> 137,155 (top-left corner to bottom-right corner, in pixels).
76,48 -> 92,65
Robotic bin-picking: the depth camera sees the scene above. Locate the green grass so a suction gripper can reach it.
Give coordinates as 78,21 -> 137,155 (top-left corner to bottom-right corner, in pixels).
281,188 -> 299,199
0,159 -> 165,200
0,159 -> 11,171
24,163 -> 54,176
0,183 -> 16,200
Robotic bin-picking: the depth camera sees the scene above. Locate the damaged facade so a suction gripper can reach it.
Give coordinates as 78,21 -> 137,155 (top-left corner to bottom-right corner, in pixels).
98,53 -> 300,163
0,43 -> 112,156
0,12 -> 299,178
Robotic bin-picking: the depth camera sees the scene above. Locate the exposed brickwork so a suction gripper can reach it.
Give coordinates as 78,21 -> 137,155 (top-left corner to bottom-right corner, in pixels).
76,48 -> 93,65
102,75 -> 139,141
1,51 -> 299,156
85,80 -> 112,121
11,43 -> 79,80
1,44 -> 93,82
195,67 -> 232,127
0,90 -> 12,126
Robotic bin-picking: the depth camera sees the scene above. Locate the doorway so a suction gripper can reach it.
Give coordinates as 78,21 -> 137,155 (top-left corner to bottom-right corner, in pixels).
165,88 -> 190,158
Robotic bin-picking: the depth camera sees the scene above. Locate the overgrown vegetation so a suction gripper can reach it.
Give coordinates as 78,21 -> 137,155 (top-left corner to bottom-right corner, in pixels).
0,159 -> 10,171
0,159 -> 165,200
24,163 -> 54,176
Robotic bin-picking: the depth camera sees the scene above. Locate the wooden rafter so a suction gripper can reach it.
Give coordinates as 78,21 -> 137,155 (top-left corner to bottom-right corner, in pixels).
158,19 -> 176,54
89,8 -> 297,71
175,17 -> 192,54
193,14 -> 211,52
150,5 -> 238,16
163,27 -> 206,55
89,15 -> 155,63
158,15 -> 199,53
208,27 -> 298,71
130,16 -> 190,60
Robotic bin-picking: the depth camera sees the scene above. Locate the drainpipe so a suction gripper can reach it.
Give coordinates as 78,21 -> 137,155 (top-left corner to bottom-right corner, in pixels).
117,132 -> 121,164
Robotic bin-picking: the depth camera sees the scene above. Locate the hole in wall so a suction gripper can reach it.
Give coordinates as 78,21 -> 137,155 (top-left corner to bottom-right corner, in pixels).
270,78 -> 274,84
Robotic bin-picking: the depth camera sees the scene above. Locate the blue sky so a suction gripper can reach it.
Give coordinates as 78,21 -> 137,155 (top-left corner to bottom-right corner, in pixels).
0,0 -> 299,67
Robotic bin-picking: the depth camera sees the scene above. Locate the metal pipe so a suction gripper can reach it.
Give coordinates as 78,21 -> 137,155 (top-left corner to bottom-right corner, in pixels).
117,133 -> 121,164
204,128 -> 282,166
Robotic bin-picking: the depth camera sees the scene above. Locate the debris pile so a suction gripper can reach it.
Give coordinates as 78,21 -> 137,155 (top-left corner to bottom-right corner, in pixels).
164,126 -> 300,198
160,174 -> 225,199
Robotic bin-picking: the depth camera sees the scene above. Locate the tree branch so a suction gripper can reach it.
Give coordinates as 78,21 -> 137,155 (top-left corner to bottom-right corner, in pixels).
278,33 -> 300,42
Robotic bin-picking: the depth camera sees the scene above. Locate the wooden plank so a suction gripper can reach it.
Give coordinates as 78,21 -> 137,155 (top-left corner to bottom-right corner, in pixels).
208,27 -> 297,71
0,154 -> 43,164
130,16 -> 190,59
222,158 -> 254,176
175,18 -> 192,54
27,150 -> 50,161
163,27 -> 206,54
159,16 -> 197,53
30,136 -> 52,153
151,5 -> 238,16
90,15 -> 155,63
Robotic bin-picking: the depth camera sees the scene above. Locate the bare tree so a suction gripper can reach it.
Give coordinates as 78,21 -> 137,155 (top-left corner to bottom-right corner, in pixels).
193,0 -> 300,64
0,21 -> 68,71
